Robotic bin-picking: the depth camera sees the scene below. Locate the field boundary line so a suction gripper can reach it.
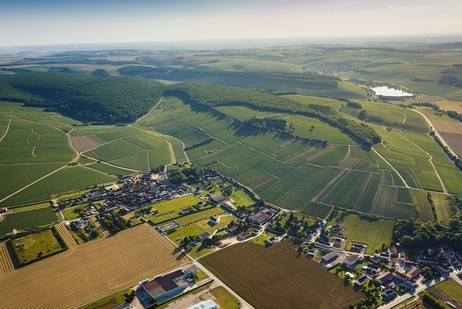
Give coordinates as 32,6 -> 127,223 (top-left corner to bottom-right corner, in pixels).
396,132 -> 447,193
80,153 -> 143,173
0,106 -> 16,143
0,118 -> 12,143
129,125 -> 179,164
372,146 -> 410,188
311,169 -> 348,202
353,173 -> 373,211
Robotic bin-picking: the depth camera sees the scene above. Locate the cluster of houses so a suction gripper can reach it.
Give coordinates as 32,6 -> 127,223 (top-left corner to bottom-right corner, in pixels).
65,172 -> 191,219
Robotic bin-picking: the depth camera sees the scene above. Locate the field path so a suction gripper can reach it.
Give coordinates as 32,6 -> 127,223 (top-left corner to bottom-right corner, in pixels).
311,169 -> 348,202
0,107 -> 16,143
411,108 -> 459,159
54,223 -> 78,249
0,118 -> 12,143
396,132 -> 447,193
0,242 -> 14,275
372,147 -> 410,188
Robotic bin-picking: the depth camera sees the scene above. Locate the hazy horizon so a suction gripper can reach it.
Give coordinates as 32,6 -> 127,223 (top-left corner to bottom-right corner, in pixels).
2,0 -> 462,47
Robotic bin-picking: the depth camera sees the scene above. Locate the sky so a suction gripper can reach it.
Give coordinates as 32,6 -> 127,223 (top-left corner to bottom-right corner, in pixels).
1,0 -> 462,46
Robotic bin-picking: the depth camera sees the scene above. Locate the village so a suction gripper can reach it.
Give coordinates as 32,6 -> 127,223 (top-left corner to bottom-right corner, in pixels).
39,162 -> 461,309
2,162 -> 462,309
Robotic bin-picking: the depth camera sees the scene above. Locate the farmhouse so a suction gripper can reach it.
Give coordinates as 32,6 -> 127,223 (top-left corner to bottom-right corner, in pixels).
179,208 -> 193,215
210,194 -> 227,204
141,269 -> 190,304
374,272 -> 395,285
199,232 -> 211,241
342,254 -> 362,267
321,252 -> 339,264
222,201 -> 237,212
208,217 -> 220,226
248,208 -> 272,225
355,275 -> 368,286
406,266 -> 421,282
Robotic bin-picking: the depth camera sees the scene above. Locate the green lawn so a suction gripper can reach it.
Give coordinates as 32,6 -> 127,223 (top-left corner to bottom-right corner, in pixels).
431,193 -> 452,223
229,189 -> 255,208
11,229 -> 66,265
209,286 -> 240,309
433,279 -> 462,304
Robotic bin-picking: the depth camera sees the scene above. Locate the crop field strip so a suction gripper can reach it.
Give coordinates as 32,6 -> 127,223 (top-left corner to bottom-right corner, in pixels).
0,224 -> 188,308
0,242 -> 14,275
54,223 -> 78,249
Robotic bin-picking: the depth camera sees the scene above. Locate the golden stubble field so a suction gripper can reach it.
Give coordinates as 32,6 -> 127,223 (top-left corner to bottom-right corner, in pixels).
0,224 -> 188,308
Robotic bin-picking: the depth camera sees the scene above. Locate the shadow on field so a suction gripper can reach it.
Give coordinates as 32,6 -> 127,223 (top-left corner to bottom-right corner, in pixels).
5,241 -> 20,270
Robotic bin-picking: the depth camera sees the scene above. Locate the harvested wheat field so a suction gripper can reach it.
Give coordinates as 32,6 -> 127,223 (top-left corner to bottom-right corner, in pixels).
0,224 -> 188,308
201,242 -> 363,309
432,120 -> 462,157
0,242 -> 14,275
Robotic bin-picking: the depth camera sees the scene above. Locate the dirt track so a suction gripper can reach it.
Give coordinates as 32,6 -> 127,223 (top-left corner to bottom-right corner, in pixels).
0,224 -> 188,308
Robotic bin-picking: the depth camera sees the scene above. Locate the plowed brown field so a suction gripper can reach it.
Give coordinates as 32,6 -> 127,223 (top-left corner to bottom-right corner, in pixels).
71,135 -> 102,152
0,224 -> 187,308
0,242 -> 14,275
432,120 -> 462,157
201,242 -> 363,309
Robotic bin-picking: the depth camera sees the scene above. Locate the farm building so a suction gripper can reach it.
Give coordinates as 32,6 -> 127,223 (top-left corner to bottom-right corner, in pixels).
210,194 -> 227,204
187,300 -> 217,309
342,254 -> 362,267
406,266 -> 421,282
222,201 -> 236,212
199,232 -> 211,241
321,252 -> 339,264
248,208 -> 272,225
208,217 -> 220,226
355,275 -> 368,286
374,272 -> 395,285
141,269 -> 190,304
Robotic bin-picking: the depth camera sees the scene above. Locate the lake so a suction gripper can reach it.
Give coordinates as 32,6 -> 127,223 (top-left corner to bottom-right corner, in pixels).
372,86 -> 413,97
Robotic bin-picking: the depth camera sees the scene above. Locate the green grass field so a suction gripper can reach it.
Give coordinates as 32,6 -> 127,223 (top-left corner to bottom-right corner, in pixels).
433,279 -> 462,304
145,195 -> 204,224
209,286 -> 240,309
330,212 -> 395,255
431,193 -> 452,223
11,229 -> 66,265
412,189 -> 435,222
229,189 -> 255,207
